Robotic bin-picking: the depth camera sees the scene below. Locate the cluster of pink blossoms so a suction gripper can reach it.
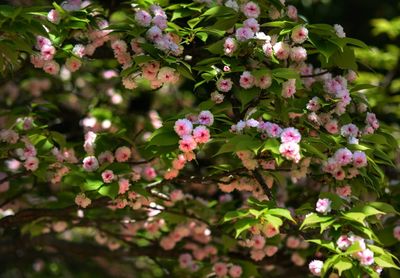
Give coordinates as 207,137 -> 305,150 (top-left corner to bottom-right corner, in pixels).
322,148 -> 367,181
212,262 -> 243,278
164,111 -> 214,179
231,119 -> 302,163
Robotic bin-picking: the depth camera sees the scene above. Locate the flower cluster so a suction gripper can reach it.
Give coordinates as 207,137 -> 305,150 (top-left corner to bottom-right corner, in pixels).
322,148 -> 367,180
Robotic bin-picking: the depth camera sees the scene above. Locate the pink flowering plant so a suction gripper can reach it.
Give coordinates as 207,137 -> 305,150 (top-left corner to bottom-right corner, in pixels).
0,0 -> 399,277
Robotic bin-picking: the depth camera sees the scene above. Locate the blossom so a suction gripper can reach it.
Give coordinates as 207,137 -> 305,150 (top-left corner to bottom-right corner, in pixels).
334,24 -> 346,38
179,253 -> 192,268
325,120 -> 339,134
357,249 -> 374,266
115,146 -> 131,162
24,157 -> 39,171
193,126 -> 211,144
118,178 -> 130,194
75,193 -> 91,208
223,37 -> 237,56
334,148 -> 353,166
241,1 -> 260,18
291,26 -> 309,44
287,5 -> 298,20
340,123 -> 359,137
174,119 -> 193,137
135,10 -> 152,27
256,74 -> 272,89
336,185 -> 352,197
273,42 -> 290,60
179,135 -> 197,152
279,142 -> 300,162
263,222 -> 279,238
235,27 -> 254,42
213,262 -> 228,277
309,260 -> 323,276
211,91 -> 225,104
229,265 -> 243,278
243,18 -> 260,33
216,78 -> 233,92
353,151 -> 367,168
102,170 -> 115,183
43,60 -> 60,75
198,110 -> 214,126
316,198 -> 332,214
280,127 -> 301,143
290,46 -> 307,63
337,235 -> 351,250
65,57 -> 82,72
393,226 -> 400,241
252,235 -> 266,249
265,245 -> 278,257
143,166 -> 157,181
282,79 -> 296,98
307,97 -> 321,111
158,67 -> 178,83
82,156 -> 99,172
225,0 -> 239,11
47,9 -> 61,24
239,71 -> 255,89
41,44 -> 56,61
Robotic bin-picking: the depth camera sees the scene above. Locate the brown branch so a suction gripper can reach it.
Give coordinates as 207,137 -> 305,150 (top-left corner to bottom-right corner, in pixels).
252,169 -> 275,203
300,70 -> 329,78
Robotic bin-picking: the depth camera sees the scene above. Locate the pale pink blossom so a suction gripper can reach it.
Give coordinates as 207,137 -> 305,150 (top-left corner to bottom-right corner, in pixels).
43,60 -> 60,75
158,67 -> 178,83
98,151 -> 114,164
334,148 -> 353,166
263,222 -> 279,238
334,24 -> 346,38
118,178 -> 130,194
307,97 -> 321,111
211,91 -> 225,103
309,260 -> 323,276
273,42 -> 290,60
47,9 -> 61,24
229,265 -> 243,278
279,142 -> 300,162
179,253 -> 192,268
24,157 -> 39,171
265,245 -> 278,257
393,226 -> 400,241
357,249 -> 374,266
250,249 -> 265,261
243,18 -> 260,33
256,74 -> 272,89
337,235 -> 351,250
353,151 -> 367,168
282,79 -> 296,98
287,5 -> 298,20
325,120 -> 339,134
174,119 -> 193,137
291,26 -> 309,44
135,10 -> 152,27
82,156 -> 99,172
198,110 -> 214,126
179,135 -> 197,152
252,235 -> 266,249
241,1 -> 260,18
224,37 -> 237,56
143,166 -> 157,181
216,78 -> 233,92
213,262 -> 228,277
336,185 -> 352,197
235,27 -> 254,41
65,57 -> 82,72
316,198 -> 332,214
193,126 -> 211,144
280,127 -> 301,143
290,46 -> 307,63
102,170 -> 115,183
341,123 -> 359,138
115,146 -> 131,162
239,71 -> 255,89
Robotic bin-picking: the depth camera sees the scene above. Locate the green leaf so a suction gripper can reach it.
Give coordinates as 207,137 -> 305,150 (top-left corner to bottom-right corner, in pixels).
223,210 -> 250,222
234,218 -> 258,238
82,179 -> 103,191
98,183 -> 119,199
268,208 -> 296,223
300,213 -> 333,230
334,258 -> 353,276
261,138 -> 280,154
307,239 -> 338,253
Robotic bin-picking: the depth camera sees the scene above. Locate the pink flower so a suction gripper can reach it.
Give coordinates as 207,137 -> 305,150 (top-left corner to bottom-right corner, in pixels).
213,262 -> 228,277
255,74 -> 272,89
262,42 -> 273,56
307,97 -> 321,111
243,18 -> 260,33
334,148 -> 352,166
193,126 -> 211,144
282,79 -> 296,98
72,44 -> 85,58
336,185 -> 352,197
24,157 -> 39,171
287,5 -> 298,20
102,170 -> 115,183
393,226 -> 400,241
252,235 -> 266,249
280,127 -> 301,143
36,35 -> 51,50
291,26 -> 309,44
65,57 -> 82,72
353,151 -> 367,168
250,249 -> 266,261
224,37 -> 237,56
216,78 -> 233,92
75,192 -> 91,208
170,189 -> 184,202
235,27 -> 254,41
290,46 -> 307,63
357,249 -> 374,266
265,245 -> 278,257
241,1 -> 260,18
158,67 -> 178,83
340,123 -> 359,137
172,154 -> 186,170
47,9 -> 61,24
41,44 -> 56,61
146,26 -> 163,41
279,142 -> 300,162
164,168 -> 179,180
198,110 -> 214,126
239,71 -> 255,89
160,236 -> 176,250
337,235 -> 351,250
174,119 -> 193,137
179,253 -> 192,268
43,60 -> 60,75
273,42 -> 290,60
115,146 -> 131,162
143,166 -> 157,181
316,198 -> 332,214
325,120 -> 339,134
263,223 -> 279,238
309,260 -> 323,276
211,92 -> 225,104
135,10 -> 152,27
229,265 -> 243,278
118,178 -> 130,194
179,135 -> 197,152
98,151 -> 114,164
82,156 -> 99,172
286,236 -> 301,249
153,15 -> 168,29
